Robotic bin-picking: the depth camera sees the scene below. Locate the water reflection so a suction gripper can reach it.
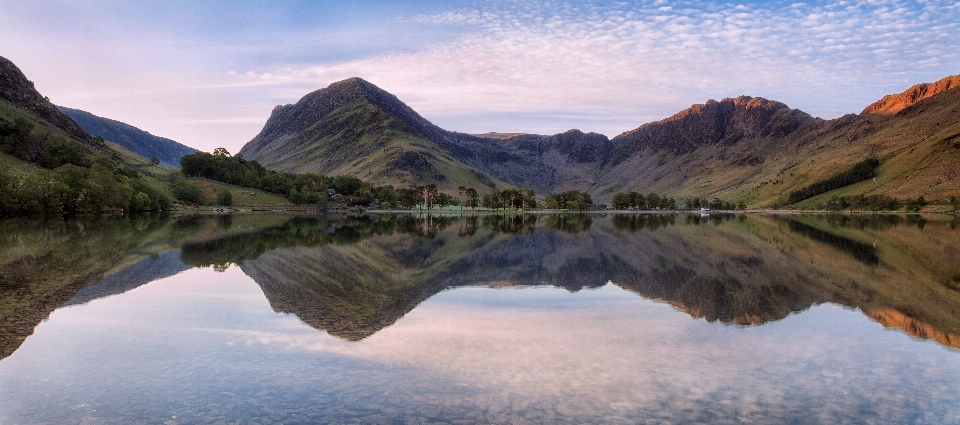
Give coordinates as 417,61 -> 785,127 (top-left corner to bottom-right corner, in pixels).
2,212 -> 960,357
2,212 -> 960,424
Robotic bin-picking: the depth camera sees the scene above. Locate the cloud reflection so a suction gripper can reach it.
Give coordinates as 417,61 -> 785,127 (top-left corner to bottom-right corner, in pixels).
220,285 -> 960,423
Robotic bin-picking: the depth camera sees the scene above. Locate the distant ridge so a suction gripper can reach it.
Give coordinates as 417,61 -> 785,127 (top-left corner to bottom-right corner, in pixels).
58,106 -> 197,168
239,76 -> 960,206
610,96 -> 817,160
861,74 -> 960,116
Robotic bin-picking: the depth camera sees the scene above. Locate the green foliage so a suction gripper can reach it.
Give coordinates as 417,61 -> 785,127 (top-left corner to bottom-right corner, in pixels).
543,196 -> 560,210
612,214 -> 677,231
709,198 -> 737,210
0,163 -> 169,216
466,188 -> 479,209
216,188 -> 233,207
788,158 -> 880,204
821,194 -> 901,211
482,188 -> 502,210
181,150 -> 328,196
611,191 -> 678,210
546,190 -> 593,211
0,117 -> 91,169
480,188 -> 536,211
332,175 -> 367,196
170,176 -> 205,205
612,193 -> 630,209
543,214 -> 593,233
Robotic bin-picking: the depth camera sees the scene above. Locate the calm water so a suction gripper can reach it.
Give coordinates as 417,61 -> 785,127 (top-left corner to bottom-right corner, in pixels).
1,212 -> 959,424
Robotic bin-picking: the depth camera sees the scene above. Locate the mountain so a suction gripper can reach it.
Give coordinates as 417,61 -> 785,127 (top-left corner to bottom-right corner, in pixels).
0,56 -> 177,216
239,76 -> 960,206
861,74 -> 960,115
58,106 -> 197,168
172,214 -> 960,347
62,251 -> 191,307
237,77 -> 610,193
0,56 -> 104,150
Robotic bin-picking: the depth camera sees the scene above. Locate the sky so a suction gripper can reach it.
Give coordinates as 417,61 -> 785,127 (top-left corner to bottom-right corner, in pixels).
1,0 -> 958,154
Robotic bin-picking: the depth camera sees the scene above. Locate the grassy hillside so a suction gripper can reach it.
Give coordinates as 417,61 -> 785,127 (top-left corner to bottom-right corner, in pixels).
186,178 -> 293,209
1,56 -> 178,215
237,76 -> 960,208
598,88 -> 960,208
241,96 -> 512,192
58,106 -> 197,168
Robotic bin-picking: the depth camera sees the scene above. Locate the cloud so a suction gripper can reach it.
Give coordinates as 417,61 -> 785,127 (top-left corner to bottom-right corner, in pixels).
233,0 -> 960,136
3,0 -> 957,151
211,286 -> 960,421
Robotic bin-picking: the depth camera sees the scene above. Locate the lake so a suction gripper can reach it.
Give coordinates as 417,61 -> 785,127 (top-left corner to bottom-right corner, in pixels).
1,212 -> 959,424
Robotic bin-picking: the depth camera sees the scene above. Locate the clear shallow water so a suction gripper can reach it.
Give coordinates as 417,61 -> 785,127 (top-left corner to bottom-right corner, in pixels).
1,213 -> 959,424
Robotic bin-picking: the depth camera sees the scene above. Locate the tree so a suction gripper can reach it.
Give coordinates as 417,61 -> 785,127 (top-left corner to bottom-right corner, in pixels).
424,184 -> 438,209
457,185 -> 467,210
466,188 -> 479,210
316,192 -> 329,208
499,189 -> 514,211
664,197 -> 677,210
612,193 -> 630,210
646,193 -> 660,210
171,176 -> 205,205
544,196 -> 560,210
213,147 -> 231,157
522,189 -> 536,210
333,175 -> 366,196
629,192 -> 644,210
149,156 -> 160,166
709,197 -> 724,210
483,188 -> 502,210
216,188 -> 233,207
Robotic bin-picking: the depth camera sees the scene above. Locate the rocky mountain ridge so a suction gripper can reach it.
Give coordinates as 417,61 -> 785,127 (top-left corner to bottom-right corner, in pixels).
861,74 -> 960,116
236,73 -> 960,205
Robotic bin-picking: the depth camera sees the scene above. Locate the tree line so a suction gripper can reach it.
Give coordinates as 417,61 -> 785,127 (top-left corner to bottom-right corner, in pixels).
1,116 -> 172,215
787,158 -> 880,204
819,194 -> 932,212
1,117 -> 90,169
611,191 -> 746,211
179,149 -> 331,205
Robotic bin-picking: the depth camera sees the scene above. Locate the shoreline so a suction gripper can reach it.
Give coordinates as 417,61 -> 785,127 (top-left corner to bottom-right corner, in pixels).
161,207 -> 957,217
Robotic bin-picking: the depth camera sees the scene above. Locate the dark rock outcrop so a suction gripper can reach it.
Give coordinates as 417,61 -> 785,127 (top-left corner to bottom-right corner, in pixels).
0,56 -> 100,147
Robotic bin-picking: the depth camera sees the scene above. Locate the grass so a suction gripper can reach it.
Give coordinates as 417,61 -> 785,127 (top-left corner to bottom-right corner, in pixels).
180,178 -> 294,210
239,98 -> 515,195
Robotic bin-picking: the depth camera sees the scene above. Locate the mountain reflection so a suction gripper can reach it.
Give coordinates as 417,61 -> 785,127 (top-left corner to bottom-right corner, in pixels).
175,212 -> 960,347
2,212 -> 959,359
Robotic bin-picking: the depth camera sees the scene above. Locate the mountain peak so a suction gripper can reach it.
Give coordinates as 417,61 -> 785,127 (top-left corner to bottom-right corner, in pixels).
243,77 -> 444,152
662,96 -> 788,123
861,74 -> 960,116
327,76 -> 377,90
0,56 -> 96,145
